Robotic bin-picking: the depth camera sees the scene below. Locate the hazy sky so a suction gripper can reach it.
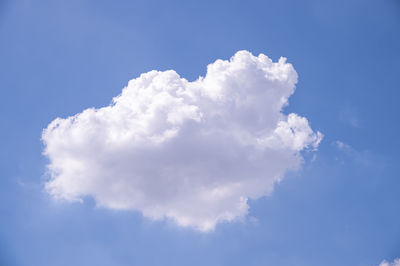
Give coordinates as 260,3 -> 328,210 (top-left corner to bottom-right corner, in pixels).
1,0 -> 400,265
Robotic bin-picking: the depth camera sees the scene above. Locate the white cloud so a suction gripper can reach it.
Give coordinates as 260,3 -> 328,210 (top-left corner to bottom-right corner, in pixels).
380,258 -> 400,266
42,50 -> 322,231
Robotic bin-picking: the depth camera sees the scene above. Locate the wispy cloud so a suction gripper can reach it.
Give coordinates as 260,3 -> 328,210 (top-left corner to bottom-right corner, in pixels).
380,258 -> 400,266
334,140 -> 385,169
339,105 -> 362,128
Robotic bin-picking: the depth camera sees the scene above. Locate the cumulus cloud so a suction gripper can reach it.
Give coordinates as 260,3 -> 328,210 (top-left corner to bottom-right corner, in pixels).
42,50 -> 322,231
380,258 -> 400,266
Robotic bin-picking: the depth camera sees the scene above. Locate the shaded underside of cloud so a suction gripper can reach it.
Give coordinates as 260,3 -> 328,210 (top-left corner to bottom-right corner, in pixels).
42,50 -> 322,231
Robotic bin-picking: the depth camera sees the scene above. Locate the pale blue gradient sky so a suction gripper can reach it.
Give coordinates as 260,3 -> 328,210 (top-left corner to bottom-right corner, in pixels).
1,0 -> 400,265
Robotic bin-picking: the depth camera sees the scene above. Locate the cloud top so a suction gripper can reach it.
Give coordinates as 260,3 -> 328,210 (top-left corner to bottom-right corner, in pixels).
42,51 -> 322,231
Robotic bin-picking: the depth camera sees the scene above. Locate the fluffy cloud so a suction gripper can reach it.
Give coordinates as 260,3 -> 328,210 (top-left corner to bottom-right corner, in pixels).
380,258 -> 400,266
42,50 -> 322,231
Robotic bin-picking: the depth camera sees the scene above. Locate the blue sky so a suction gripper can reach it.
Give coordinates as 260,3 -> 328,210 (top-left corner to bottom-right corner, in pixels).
1,0 -> 400,265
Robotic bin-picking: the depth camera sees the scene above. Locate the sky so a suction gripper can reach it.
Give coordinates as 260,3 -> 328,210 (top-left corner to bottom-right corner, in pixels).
1,0 -> 400,265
